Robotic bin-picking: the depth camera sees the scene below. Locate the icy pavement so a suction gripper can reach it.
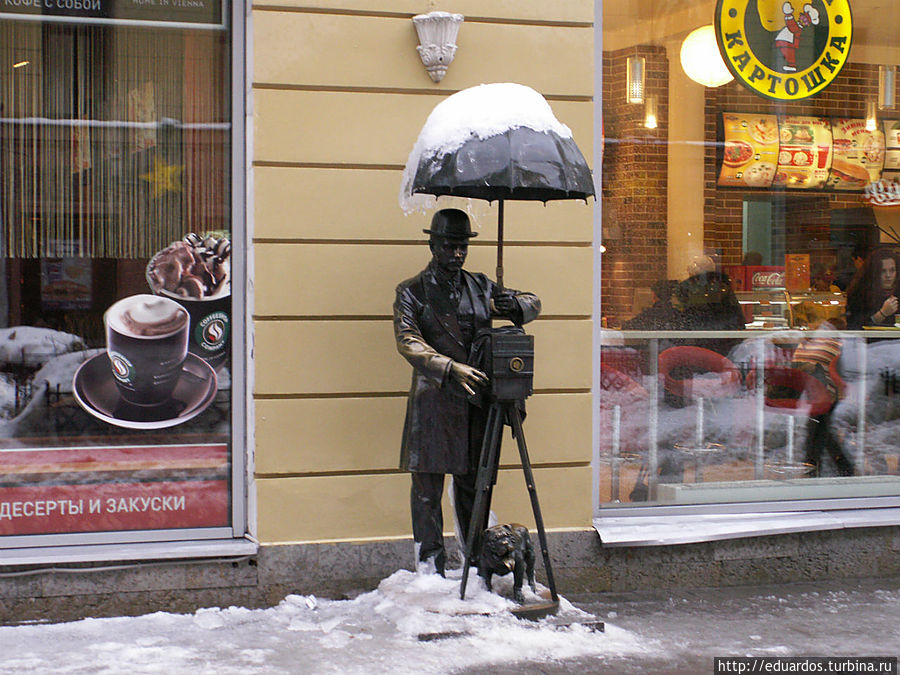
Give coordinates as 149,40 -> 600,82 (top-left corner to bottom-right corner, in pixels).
0,571 -> 898,674
469,577 -> 900,675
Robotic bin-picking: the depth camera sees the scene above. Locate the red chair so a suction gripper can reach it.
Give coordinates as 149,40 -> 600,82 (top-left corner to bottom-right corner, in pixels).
747,366 -> 833,417
600,364 -> 649,501
658,346 -> 741,400
658,346 -> 742,480
746,365 -> 834,476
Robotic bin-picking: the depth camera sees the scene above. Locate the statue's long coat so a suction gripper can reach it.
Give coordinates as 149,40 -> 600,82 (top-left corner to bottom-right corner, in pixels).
393,264 -> 540,474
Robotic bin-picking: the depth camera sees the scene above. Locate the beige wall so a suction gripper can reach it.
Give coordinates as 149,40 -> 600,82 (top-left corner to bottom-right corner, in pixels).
251,1 -> 595,543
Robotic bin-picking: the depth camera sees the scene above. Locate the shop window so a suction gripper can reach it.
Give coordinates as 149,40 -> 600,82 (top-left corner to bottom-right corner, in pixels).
0,15 -> 237,547
599,1 -> 900,513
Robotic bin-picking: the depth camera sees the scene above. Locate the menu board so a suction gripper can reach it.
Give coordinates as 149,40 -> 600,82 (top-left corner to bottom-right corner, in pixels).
826,118 -> 886,190
41,258 -> 92,311
718,113 -> 779,188
773,116 -> 832,189
882,120 -> 900,183
717,113 -> 898,191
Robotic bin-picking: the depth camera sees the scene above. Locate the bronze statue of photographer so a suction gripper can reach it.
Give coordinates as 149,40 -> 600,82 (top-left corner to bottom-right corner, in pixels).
393,208 -> 541,576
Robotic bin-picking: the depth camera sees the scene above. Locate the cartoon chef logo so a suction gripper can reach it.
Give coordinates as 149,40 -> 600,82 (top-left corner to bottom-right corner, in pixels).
715,0 -> 853,101
773,2 -> 819,73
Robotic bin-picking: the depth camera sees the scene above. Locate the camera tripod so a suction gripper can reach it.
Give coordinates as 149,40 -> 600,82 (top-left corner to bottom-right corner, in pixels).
458,394 -> 559,607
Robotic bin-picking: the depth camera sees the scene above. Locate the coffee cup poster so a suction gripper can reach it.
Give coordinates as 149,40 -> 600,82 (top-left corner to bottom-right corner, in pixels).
0,232 -> 232,537
70,233 -> 232,431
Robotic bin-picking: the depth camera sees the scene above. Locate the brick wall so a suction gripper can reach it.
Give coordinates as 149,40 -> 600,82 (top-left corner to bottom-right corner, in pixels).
603,54 -> 887,323
602,46 -> 669,323
703,62 -> 884,267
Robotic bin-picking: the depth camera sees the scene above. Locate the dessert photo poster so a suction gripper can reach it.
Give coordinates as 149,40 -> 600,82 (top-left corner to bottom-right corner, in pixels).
0,22 -> 235,539
0,232 -> 234,537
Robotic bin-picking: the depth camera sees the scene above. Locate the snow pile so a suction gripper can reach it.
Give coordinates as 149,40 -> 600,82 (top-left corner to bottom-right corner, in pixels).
32,349 -> 103,392
0,326 -> 86,367
599,334 -> 900,474
399,83 -> 573,213
0,333 -> 98,425
0,568 -> 646,675
831,339 -> 900,459
0,349 -> 102,432
0,374 -> 15,420
3,576 -> 900,673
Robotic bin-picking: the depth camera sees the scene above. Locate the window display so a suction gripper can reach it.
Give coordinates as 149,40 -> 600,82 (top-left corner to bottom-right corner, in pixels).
600,0 -> 900,510
0,13 -> 235,541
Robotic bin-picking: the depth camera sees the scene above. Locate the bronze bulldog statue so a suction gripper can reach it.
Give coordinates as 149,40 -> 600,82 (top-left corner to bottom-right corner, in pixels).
478,523 -> 536,604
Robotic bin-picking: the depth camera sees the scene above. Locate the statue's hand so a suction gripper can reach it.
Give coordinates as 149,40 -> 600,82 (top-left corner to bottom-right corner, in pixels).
450,362 -> 488,396
492,291 -> 518,317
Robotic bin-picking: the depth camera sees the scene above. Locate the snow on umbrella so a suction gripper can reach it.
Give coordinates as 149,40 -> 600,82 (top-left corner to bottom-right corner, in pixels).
400,83 -> 594,286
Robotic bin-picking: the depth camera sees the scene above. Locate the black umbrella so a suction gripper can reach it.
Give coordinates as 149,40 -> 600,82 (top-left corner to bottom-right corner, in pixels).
408,125 -> 595,287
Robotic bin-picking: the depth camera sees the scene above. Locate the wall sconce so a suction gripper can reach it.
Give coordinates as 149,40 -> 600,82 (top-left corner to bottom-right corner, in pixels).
626,56 -> 645,104
866,100 -> 878,132
412,11 -> 463,83
644,95 -> 658,129
879,65 -> 896,110
680,25 -> 734,87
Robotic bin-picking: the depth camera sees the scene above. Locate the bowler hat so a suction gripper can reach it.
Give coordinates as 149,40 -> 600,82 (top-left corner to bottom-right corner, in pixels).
423,209 -> 478,239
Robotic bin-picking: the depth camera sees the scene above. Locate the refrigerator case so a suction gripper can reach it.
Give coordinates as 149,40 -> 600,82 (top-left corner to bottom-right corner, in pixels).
735,289 -> 846,329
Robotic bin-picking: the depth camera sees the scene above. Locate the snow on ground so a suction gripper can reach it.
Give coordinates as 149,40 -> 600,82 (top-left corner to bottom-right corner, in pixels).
0,373 -> 16,419
0,326 -> 85,367
0,328 -> 93,425
569,580 -> 900,675
0,568 -> 642,675
2,573 -> 899,675
0,349 -> 103,435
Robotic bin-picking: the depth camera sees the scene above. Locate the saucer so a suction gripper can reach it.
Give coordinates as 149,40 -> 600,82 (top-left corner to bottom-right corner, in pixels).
73,353 -> 218,430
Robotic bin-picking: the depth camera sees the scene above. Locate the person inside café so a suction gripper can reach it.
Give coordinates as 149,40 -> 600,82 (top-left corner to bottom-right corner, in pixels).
845,247 -> 900,329
670,254 -> 745,354
833,246 -> 866,292
622,279 -> 680,330
742,250 -> 763,266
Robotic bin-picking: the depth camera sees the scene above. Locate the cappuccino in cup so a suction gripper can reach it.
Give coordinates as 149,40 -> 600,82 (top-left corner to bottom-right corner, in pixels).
104,294 -> 189,406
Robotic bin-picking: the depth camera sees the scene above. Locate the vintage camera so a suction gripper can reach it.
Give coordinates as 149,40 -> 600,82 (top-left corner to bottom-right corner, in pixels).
490,329 -> 534,401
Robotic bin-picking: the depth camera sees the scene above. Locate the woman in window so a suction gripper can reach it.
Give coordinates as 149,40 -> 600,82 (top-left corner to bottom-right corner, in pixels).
845,247 -> 900,329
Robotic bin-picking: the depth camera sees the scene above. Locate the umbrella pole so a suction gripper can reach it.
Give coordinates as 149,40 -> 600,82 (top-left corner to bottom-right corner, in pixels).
496,199 -> 504,290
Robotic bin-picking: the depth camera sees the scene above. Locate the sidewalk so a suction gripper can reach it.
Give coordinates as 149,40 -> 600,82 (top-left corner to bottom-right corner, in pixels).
462,576 -> 900,674
0,571 -> 897,674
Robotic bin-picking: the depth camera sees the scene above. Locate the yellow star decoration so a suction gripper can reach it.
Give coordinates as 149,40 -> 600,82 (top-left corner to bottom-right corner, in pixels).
140,156 -> 184,197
